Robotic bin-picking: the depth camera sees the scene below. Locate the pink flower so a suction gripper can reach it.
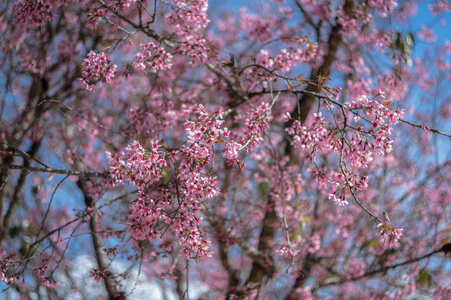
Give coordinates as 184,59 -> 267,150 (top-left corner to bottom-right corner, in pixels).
80,51 -> 117,91
133,43 -> 173,73
377,223 -> 403,247
417,26 -> 437,43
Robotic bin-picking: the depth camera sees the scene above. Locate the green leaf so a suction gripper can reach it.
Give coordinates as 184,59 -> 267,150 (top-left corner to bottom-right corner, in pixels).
161,168 -> 170,182
369,239 -> 378,249
415,268 -> 433,287
257,181 -> 270,194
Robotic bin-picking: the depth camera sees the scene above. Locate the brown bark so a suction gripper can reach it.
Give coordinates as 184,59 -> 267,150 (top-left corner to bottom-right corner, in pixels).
77,180 -> 124,299
0,141 -> 41,241
245,1 -> 355,297
246,196 -> 277,289
285,0 -> 354,157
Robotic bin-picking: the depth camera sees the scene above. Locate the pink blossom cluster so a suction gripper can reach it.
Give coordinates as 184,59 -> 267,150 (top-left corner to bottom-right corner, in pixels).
276,246 -> 298,259
223,141 -> 242,167
107,129 -> 219,257
182,106 -> 247,169
307,234 -> 321,253
345,260 -> 365,279
14,0 -> 65,27
417,25 -> 438,43
127,101 -> 178,136
89,268 -> 109,283
348,95 -> 404,156
239,9 -> 278,43
286,112 -> 328,152
33,260 -> 60,288
287,95 -> 403,208
256,45 -> 318,72
133,43 -> 173,73
172,200 -> 213,258
367,0 -> 398,17
377,222 -> 403,246
165,0 -> 212,66
429,0 -> 451,15
263,49 -> 292,72
308,166 -> 368,204
315,3 -> 332,20
126,170 -> 217,258
127,191 -> 163,241
241,102 -> 272,152
86,9 -> 107,28
167,0 -> 209,34
1,265 -> 19,286
125,185 -> 213,258
337,6 -> 372,37
182,105 -> 227,166
328,191 -> 349,206
80,51 -> 117,92
107,140 -> 166,189
256,50 -> 274,69
176,37 -> 210,66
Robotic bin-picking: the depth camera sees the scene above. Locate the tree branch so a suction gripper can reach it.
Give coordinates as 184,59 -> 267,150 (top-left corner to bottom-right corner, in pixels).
310,248 -> 441,291
0,164 -> 108,178
77,179 -> 123,299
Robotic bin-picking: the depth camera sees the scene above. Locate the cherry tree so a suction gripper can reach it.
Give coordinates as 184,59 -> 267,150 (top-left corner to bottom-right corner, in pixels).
0,0 -> 450,299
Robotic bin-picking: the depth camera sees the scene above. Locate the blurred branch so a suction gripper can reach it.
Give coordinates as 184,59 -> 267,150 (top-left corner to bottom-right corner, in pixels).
0,164 -> 108,178
310,248 -> 442,291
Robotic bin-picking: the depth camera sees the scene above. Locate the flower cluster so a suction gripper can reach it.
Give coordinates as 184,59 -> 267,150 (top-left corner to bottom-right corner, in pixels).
33,260 -> 60,288
345,261 -> 366,279
240,9 -> 278,43
14,0 -> 65,27
167,0 -> 209,33
80,51 -> 117,91
429,1 -> 450,15
377,222 -> 403,247
107,129 -> 220,258
86,9 -> 107,28
307,234 -> 321,253
276,246 -> 298,259
287,95 -> 404,207
223,141 -> 242,167
256,44 -> 318,73
127,191 -> 164,241
367,0 -> 398,17
337,6 -> 372,37
107,140 -> 166,189
177,37 -> 210,66
1,264 -> 19,286
257,49 -> 292,72
347,95 -> 404,157
328,192 -> 349,206
241,102 -> 272,152
417,25 -> 437,43
256,50 -> 274,69
286,112 -> 328,152
182,105 -> 228,166
89,268 -> 109,283
126,169 -> 217,258
133,43 -> 173,73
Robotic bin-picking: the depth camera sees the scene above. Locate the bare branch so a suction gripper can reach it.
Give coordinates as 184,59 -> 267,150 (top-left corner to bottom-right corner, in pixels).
0,164 -> 108,178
